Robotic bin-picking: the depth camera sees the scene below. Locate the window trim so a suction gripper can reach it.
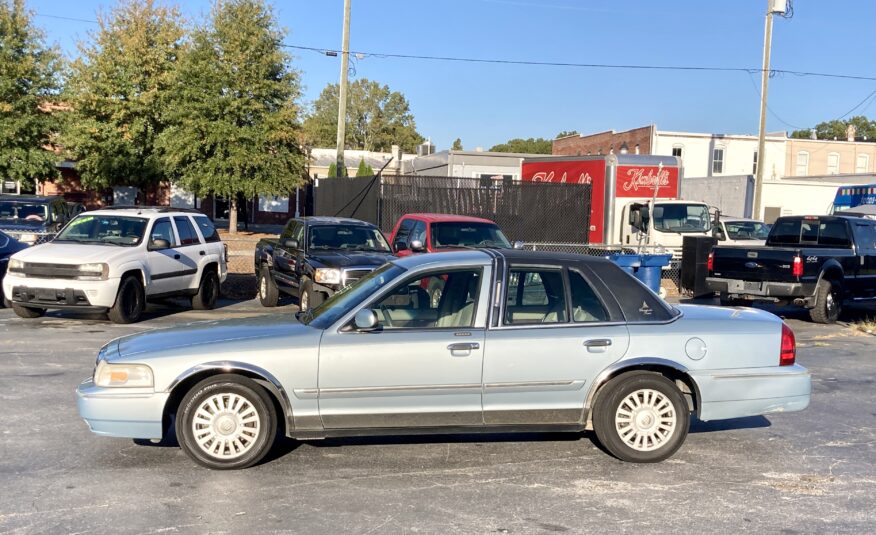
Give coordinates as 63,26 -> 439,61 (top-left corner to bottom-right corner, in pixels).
671,145 -> 683,158
796,151 -> 810,176
711,147 -> 725,175
856,153 -> 869,174
149,217 -> 178,247
502,266 -> 569,326
827,152 -> 841,175
172,215 -> 202,247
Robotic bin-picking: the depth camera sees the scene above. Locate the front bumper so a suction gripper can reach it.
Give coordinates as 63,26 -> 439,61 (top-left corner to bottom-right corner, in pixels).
3,273 -> 121,309
706,277 -> 815,302
76,378 -> 168,439
690,364 -> 811,421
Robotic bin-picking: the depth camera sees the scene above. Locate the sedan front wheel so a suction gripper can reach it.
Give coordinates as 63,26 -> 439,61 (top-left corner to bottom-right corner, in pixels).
593,373 -> 689,463
176,375 -> 277,470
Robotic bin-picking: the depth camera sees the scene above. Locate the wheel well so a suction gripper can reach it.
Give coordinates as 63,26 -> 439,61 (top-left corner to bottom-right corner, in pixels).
162,369 -> 288,438
586,365 -> 700,427
120,269 -> 145,287
820,266 -> 843,284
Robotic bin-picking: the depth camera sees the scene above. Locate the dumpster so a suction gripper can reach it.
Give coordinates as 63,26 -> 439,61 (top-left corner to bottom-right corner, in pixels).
635,254 -> 672,294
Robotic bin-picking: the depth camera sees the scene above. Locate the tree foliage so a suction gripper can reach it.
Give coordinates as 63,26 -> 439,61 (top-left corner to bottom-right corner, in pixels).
62,0 -> 184,190
0,0 -> 62,187
791,116 -> 876,141
489,137 -> 553,154
327,161 -> 345,177
304,78 -> 424,153
451,138 -> 463,150
355,157 -> 373,176
157,0 -> 304,232
555,130 -> 579,138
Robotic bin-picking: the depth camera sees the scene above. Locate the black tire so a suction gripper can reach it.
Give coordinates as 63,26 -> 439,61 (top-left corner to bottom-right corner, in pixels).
258,266 -> 279,307
299,278 -> 324,312
809,278 -> 842,324
593,373 -> 690,463
176,374 -> 277,470
107,275 -> 145,324
192,269 -> 220,310
12,302 -> 45,318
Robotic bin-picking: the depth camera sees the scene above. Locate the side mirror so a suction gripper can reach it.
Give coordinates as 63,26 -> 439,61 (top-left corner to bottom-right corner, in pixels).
283,238 -> 299,249
629,210 -> 643,231
410,239 -> 426,253
354,308 -> 379,331
149,238 -> 170,250
512,240 -> 525,250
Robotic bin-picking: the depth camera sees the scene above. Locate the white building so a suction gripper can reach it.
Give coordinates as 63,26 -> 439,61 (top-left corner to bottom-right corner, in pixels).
652,131 -> 787,180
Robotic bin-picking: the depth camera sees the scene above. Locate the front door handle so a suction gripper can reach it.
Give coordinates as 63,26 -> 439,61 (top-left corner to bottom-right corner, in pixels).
447,342 -> 480,357
199,250 -> 206,256
584,339 -> 612,352
173,254 -> 181,260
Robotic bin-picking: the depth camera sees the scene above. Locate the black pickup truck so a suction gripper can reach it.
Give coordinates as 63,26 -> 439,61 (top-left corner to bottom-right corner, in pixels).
254,217 -> 395,311
706,215 -> 876,323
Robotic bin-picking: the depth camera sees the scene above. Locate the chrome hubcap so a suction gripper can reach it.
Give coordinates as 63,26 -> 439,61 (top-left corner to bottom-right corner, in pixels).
259,276 -> 266,298
615,388 -> 676,452
192,393 -> 261,459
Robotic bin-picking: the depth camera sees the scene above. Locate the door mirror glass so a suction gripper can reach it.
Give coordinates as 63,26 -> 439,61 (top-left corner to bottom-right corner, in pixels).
354,308 -> 379,331
284,238 -> 299,249
149,238 -> 170,250
409,239 -> 425,252
512,240 -> 525,250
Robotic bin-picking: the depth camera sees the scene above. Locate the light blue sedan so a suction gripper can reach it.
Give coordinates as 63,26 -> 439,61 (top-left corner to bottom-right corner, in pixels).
77,249 -> 811,469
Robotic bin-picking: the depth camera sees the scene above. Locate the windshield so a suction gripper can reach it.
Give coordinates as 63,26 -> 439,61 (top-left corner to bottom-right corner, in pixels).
55,215 -> 148,246
304,263 -> 406,329
0,201 -> 48,222
725,221 -> 770,240
652,204 -> 711,233
308,225 -> 391,252
431,222 -> 511,248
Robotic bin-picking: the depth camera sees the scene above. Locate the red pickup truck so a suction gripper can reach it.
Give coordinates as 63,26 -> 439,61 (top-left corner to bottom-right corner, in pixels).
387,213 -> 513,256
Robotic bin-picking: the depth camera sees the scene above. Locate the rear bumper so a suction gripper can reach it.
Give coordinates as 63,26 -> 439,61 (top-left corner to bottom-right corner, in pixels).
690,364 -> 811,421
706,277 -> 815,301
76,379 -> 167,439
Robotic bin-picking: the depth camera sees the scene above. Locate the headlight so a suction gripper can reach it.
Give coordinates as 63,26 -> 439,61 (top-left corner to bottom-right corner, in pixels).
20,233 -> 37,244
314,268 -> 341,285
94,361 -> 154,388
77,263 -> 109,281
8,258 -> 24,273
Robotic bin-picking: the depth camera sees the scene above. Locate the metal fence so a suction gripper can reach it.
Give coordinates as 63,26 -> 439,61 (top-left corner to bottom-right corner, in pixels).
522,242 -> 682,295
313,174 -> 593,244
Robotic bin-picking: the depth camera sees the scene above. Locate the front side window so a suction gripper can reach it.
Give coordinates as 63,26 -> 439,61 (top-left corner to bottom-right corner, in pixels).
371,269 -> 481,329
308,224 -> 391,252
306,264 -> 406,329
712,148 -> 724,174
652,204 -> 711,233
505,268 -> 567,325
409,220 -> 427,245
55,215 -> 148,246
431,222 -> 511,249
174,216 -> 200,246
150,218 -> 177,246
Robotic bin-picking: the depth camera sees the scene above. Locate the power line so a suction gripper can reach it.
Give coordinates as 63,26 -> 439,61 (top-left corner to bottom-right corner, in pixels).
838,89 -> 876,120
35,13 -> 98,24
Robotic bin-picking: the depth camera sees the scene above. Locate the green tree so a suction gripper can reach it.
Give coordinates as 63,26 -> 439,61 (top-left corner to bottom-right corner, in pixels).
62,0 -> 184,191
0,0 -> 62,187
355,157 -> 373,176
157,0 -> 304,234
555,130 -> 579,138
791,116 -> 876,141
304,78 -> 424,153
327,162 -> 346,177
489,137 -> 553,154
451,138 -> 463,150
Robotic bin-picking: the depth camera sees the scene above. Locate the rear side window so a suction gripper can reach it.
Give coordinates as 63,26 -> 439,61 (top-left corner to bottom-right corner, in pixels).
853,222 -> 876,252
194,216 -> 220,243
174,216 -> 200,245
504,268 -> 567,325
568,270 -> 608,322
768,218 -> 851,247
817,220 -> 850,247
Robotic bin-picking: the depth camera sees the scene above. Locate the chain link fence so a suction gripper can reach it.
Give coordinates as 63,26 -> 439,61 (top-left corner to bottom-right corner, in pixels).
522,242 -> 682,296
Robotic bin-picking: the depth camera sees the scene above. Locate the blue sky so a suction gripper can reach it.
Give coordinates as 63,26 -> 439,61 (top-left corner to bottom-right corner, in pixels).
27,0 -> 876,151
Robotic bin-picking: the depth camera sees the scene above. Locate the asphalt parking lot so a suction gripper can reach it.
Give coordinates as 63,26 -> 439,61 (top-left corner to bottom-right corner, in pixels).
1,298 -> 875,534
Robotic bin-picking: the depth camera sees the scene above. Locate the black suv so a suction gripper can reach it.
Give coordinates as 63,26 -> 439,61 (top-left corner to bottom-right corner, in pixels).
254,217 -> 395,311
0,195 -> 74,246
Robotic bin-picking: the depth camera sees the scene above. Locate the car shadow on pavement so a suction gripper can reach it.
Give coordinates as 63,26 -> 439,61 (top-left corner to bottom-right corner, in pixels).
28,297 -> 245,324
677,295 -> 876,324
689,415 -> 770,433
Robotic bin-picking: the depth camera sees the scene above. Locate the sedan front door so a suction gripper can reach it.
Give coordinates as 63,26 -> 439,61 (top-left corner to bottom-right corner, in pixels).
482,266 -> 629,425
317,266 -> 491,429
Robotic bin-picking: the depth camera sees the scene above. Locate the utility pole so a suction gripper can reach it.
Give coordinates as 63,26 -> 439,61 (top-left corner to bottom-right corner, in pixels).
335,0 -> 351,177
752,0 -> 788,219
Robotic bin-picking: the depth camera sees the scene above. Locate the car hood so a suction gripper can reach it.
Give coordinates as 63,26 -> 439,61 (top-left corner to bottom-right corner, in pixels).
10,242 -> 136,264
109,314 -> 313,361
309,250 -> 395,268
0,220 -> 48,232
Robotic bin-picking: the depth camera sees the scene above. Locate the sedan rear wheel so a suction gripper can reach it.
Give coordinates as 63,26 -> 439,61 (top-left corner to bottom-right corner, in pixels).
593,373 -> 689,463
176,375 -> 277,470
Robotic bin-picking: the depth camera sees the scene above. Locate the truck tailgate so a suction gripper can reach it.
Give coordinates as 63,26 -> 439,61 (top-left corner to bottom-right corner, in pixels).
711,246 -> 798,282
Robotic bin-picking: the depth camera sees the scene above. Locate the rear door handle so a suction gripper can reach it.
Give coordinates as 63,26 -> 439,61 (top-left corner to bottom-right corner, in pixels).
174,254 -> 181,260
447,342 -> 480,356
584,339 -> 612,352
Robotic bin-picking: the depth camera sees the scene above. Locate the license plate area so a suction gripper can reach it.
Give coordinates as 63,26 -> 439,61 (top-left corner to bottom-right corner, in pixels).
743,281 -> 762,292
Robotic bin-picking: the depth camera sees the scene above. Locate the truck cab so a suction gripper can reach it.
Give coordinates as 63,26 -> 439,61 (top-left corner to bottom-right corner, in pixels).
621,200 -> 712,259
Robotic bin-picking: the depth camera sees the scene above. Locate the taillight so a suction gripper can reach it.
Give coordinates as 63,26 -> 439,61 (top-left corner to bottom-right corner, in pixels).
792,255 -> 803,277
707,251 -> 714,272
780,322 -> 796,366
